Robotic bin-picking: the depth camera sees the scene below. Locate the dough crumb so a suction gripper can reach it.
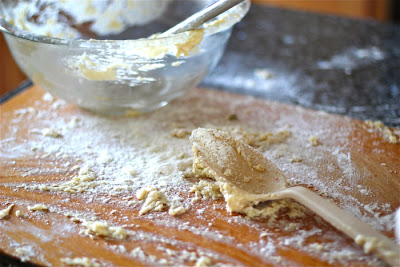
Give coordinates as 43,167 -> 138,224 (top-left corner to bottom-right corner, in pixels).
252,164 -> 265,172
226,114 -> 238,121
171,60 -> 184,67
168,206 -> 187,216
354,234 -> 396,256
309,243 -> 325,252
28,204 -> 48,211
355,235 -> 379,253
171,128 -> 191,138
254,68 -> 274,79
125,109 -> 142,117
29,128 -> 63,137
175,28 -> 205,58
365,120 -> 399,144
194,256 -> 212,266
190,180 -> 223,202
136,187 -> 168,215
0,204 -> 14,219
42,92 -> 55,102
82,221 -> 127,240
42,128 -> 63,138
131,247 -> 146,258
223,125 -> 292,150
223,168 -> 233,176
61,257 -> 100,267
290,156 -> 303,163
15,246 -> 35,262
222,182 -> 305,220
123,166 -> 138,177
308,135 -> 320,146
74,166 -> 96,182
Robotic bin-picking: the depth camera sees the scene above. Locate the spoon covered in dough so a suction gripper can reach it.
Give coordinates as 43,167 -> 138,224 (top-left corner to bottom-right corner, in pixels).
190,128 -> 399,267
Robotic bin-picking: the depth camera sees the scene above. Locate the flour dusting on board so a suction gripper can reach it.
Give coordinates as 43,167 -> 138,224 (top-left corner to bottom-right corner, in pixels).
1,88 -> 398,266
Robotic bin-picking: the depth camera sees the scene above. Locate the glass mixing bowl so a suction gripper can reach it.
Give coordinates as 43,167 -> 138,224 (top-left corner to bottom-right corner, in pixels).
0,0 -> 250,115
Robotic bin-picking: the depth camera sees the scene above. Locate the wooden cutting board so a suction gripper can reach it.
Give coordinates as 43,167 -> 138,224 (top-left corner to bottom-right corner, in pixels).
1,85 -> 399,266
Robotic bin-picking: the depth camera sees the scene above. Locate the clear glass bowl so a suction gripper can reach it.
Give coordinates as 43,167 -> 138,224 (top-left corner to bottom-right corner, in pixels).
0,0 -> 250,115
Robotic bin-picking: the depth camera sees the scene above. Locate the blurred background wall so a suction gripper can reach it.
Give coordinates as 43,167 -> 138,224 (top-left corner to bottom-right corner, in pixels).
253,0 -> 392,21
1,0 -> 398,97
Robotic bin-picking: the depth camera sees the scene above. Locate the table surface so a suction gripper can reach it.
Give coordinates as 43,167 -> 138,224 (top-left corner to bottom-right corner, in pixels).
1,4 -> 400,267
1,84 -> 399,266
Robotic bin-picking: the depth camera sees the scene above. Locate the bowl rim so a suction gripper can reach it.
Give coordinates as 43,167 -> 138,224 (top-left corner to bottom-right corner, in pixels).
0,0 -> 250,48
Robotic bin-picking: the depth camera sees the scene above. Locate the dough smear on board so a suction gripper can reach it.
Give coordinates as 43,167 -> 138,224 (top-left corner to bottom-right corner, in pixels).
189,128 -> 304,220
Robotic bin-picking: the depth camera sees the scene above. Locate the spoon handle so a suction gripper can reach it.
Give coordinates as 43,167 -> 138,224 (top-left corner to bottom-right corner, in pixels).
277,186 -> 399,266
159,0 -> 245,37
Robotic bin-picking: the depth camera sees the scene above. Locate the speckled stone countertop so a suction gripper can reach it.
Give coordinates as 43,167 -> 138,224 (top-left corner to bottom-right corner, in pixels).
202,5 -> 400,127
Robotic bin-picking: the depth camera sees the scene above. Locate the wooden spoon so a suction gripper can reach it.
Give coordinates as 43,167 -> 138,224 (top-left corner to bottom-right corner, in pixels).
190,128 -> 400,266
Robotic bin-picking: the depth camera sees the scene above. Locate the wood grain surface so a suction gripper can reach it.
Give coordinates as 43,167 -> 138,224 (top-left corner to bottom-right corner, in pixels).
0,85 -> 399,266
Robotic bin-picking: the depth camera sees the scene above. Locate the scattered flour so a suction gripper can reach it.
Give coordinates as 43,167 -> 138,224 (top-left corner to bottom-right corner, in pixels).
34,166 -> 98,193
15,246 -> 36,262
1,89 -> 398,266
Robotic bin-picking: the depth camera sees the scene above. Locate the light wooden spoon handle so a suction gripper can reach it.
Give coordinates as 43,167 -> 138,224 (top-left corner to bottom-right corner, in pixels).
276,186 -> 399,266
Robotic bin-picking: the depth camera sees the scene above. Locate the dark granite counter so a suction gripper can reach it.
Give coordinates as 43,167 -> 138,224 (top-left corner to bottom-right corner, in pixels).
202,5 -> 400,127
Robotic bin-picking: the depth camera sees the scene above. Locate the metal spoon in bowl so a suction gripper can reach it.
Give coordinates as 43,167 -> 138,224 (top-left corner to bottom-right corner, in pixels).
190,128 -> 400,267
158,0 -> 246,38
